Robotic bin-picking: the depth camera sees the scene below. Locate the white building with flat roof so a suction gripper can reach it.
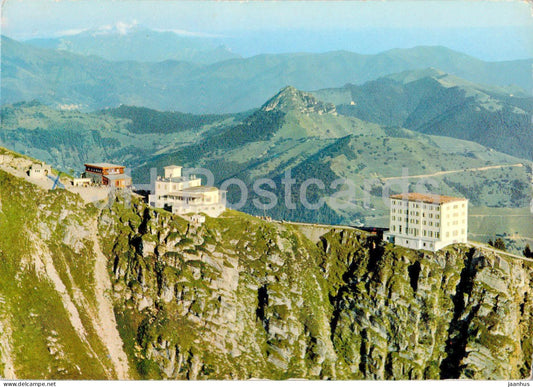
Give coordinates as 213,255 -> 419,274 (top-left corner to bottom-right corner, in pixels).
149,165 -> 226,218
383,193 -> 468,252
28,163 -> 51,179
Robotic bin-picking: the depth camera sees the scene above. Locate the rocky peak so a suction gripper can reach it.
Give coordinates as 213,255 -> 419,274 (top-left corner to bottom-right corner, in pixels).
261,86 -> 337,115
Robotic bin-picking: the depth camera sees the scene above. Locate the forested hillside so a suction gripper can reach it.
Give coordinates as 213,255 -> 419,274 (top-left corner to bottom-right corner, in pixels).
313,69 -> 533,160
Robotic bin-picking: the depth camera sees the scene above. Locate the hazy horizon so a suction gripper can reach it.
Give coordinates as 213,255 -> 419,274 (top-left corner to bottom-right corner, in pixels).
2,0 -> 533,62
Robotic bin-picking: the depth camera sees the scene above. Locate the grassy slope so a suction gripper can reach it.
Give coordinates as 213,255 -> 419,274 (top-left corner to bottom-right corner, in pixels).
468,207 -> 533,254
0,170 -> 116,379
313,70 -> 533,160
0,102 -> 234,174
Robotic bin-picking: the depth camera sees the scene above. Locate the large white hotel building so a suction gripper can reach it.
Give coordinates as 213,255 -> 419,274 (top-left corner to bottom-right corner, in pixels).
148,165 -> 226,218
383,193 -> 468,252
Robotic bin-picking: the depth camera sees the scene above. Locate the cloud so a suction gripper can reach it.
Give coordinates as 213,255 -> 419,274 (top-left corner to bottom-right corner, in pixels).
91,20 -> 139,36
153,28 -> 225,38
56,28 -> 89,36
115,20 -> 138,35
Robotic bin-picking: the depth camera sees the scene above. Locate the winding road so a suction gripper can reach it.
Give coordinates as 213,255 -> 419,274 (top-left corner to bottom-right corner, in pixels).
381,163 -> 524,181
466,241 -> 533,263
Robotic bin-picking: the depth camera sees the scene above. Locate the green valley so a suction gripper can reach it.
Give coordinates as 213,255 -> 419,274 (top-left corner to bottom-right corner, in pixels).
0,101 -> 236,173
1,84 -> 531,255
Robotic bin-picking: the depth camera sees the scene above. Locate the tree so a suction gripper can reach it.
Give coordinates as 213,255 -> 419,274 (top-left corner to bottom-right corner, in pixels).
492,237 -> 507,251
524,244 -> 533,258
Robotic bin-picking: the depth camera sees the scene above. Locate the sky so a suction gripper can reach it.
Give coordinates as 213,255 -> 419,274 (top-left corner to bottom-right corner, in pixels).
1,0 -> 533,60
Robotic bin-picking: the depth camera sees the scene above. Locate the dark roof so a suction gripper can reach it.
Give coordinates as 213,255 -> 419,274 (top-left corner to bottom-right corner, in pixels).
85,163 -> 125,169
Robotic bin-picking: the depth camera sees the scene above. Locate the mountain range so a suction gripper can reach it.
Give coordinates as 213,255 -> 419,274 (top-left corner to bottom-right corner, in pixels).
2,26 -> 533,382
2,35 -> 532,113
1,81 -> 531,254
313,68 -> 533,160
2,33 -> 532,252
141,86 -> 530,226
26,27 -> 239,64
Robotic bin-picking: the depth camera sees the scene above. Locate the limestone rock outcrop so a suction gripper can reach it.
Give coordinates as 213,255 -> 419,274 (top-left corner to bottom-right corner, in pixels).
98,197 -> 533,380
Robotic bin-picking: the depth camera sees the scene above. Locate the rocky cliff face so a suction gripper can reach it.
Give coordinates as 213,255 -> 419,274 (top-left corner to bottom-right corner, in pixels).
98,195 -> 533,380
324,232 -> 533,380
98,200 -> 338,379
1,157 -> 531,380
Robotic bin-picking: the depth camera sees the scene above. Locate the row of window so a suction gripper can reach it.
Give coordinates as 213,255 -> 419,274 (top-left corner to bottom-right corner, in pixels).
391,209 -> 440,218
392,201 -> 466,209
158,183 -> 185,191
85,167 -> 103,173
391,216 -> 441,227
391,225 -> 441,238
444,211 -> 466,219
391,200 -> 440,210
392,210 -> 467,219
446,219 -> 466,226
391,226 -> 465,239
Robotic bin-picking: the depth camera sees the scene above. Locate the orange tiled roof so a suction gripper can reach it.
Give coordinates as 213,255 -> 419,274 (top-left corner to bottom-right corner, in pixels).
390,193 -> 466,204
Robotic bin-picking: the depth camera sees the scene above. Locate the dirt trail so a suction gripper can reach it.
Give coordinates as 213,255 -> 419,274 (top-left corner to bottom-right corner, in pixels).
89,219 -> 130,379
381,163 -> 524,181
0,164 -> 110,204
467,241 -> 533,262
0,165 -> 54,190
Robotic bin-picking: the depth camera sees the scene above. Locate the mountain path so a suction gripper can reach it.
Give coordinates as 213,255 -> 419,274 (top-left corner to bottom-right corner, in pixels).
0,165 -> 54,190
381,163 -> 524,181
0,164 -> 110,204
466,241 -> 533,262
89,218 -> 130,379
